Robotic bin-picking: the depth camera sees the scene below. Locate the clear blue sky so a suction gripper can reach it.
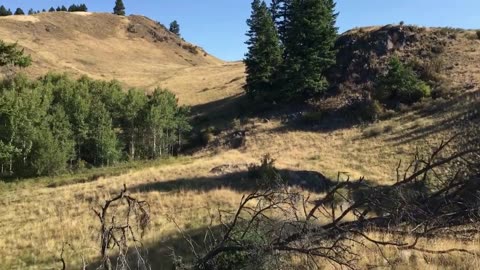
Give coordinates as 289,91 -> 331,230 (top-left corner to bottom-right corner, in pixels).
3,0 -> 480,61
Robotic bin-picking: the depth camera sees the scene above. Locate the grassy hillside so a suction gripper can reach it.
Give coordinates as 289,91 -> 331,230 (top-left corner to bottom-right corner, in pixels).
0,16 -> 479,269
0,12 -> 245,105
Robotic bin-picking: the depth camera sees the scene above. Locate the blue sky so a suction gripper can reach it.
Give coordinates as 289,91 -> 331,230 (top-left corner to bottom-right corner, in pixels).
2,0 -> 480,61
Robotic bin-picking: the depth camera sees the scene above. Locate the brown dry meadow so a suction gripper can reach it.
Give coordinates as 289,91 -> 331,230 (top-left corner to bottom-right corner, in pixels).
2,93 -> 479,269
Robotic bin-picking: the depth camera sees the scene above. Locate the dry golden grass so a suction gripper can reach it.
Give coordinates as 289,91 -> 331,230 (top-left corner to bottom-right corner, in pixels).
1,96 -> 475,269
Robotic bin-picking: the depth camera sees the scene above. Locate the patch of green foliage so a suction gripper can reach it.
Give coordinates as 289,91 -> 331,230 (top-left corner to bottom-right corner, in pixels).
375,57 -> 431,106
0,73 -> 191,178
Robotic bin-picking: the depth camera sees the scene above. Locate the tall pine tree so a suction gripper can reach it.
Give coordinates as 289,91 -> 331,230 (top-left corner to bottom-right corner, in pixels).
281,0 -> 338,100
244,0 -> 282,101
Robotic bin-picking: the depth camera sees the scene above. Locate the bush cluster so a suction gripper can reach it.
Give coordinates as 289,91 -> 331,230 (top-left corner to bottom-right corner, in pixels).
375,57 -> 431,106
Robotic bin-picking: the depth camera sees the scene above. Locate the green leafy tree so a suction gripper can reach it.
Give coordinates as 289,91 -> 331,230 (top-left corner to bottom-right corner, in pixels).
86,101 -> 120,166
121,89 -> 147,160
375,57 -> 431,105
144,89 -> 184,158
113,0 -> 126,16
244,0 -> 282,101
281,0 -> 338,100
14,8 -> 25,15
169,20 -> 181,36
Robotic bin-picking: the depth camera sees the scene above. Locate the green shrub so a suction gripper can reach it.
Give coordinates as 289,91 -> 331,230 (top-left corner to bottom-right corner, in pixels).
375,57 -> 431,105
248,154 -> 283,188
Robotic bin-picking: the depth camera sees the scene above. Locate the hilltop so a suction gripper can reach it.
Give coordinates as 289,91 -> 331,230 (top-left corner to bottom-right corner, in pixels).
0,12 -> 245,105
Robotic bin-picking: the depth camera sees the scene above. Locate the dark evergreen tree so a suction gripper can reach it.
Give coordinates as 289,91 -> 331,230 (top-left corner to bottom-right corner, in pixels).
56,6 -> 61,12
270,0 -> 292,45
244,0 -> 282,101
14,8 -> 25,15
49,7 -> 56,12
169,20 -> 181,36
113,0 -> 126,16
6,8 -> 12,16
61,5 -> 68,12
79,4 -> 88,11
28,8 -> 34,15
0,6 -> 8,16
42,9 -> 46,13
281,0 -> 338,100
68,4 -> 78,12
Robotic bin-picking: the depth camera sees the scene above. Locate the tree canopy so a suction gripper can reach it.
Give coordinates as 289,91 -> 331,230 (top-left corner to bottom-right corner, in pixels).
0,73 -> 191,178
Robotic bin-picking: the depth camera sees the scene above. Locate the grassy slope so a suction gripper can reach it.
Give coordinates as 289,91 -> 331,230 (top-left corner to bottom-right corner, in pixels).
0,18 -> 479,269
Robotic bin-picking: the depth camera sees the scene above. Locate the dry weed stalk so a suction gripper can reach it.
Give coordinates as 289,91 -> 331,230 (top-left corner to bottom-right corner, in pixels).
93,184 -> 151,270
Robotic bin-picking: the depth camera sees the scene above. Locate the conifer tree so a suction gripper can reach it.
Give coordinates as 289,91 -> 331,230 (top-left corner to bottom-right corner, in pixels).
28,8 -> 34,15
68,5 -> 77,12
244,0 -> 282,101
169,21 -> 181,36
56,6 -> 61,12
79,4 -> 88,12
0,6 -> 8,16
281,0 -> 338,100
49,7 -> 55,12
14,8 -> 25,15
61,6 -> 68,12
270,0 -> 292,45
113,0 -> 126,16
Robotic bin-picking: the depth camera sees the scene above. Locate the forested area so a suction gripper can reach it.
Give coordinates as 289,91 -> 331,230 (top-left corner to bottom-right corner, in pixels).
0,74 -> 191,178
0,41 -> 190,178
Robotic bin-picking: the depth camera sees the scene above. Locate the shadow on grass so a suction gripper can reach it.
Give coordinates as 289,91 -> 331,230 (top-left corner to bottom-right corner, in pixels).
131,169 -> 336,194
385,96 -> 480,145
86,175 -> 382,270
86,224 -> 226,270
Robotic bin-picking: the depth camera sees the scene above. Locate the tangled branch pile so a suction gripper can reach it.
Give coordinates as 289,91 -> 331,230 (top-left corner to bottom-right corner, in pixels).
177,135 -> 480,269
